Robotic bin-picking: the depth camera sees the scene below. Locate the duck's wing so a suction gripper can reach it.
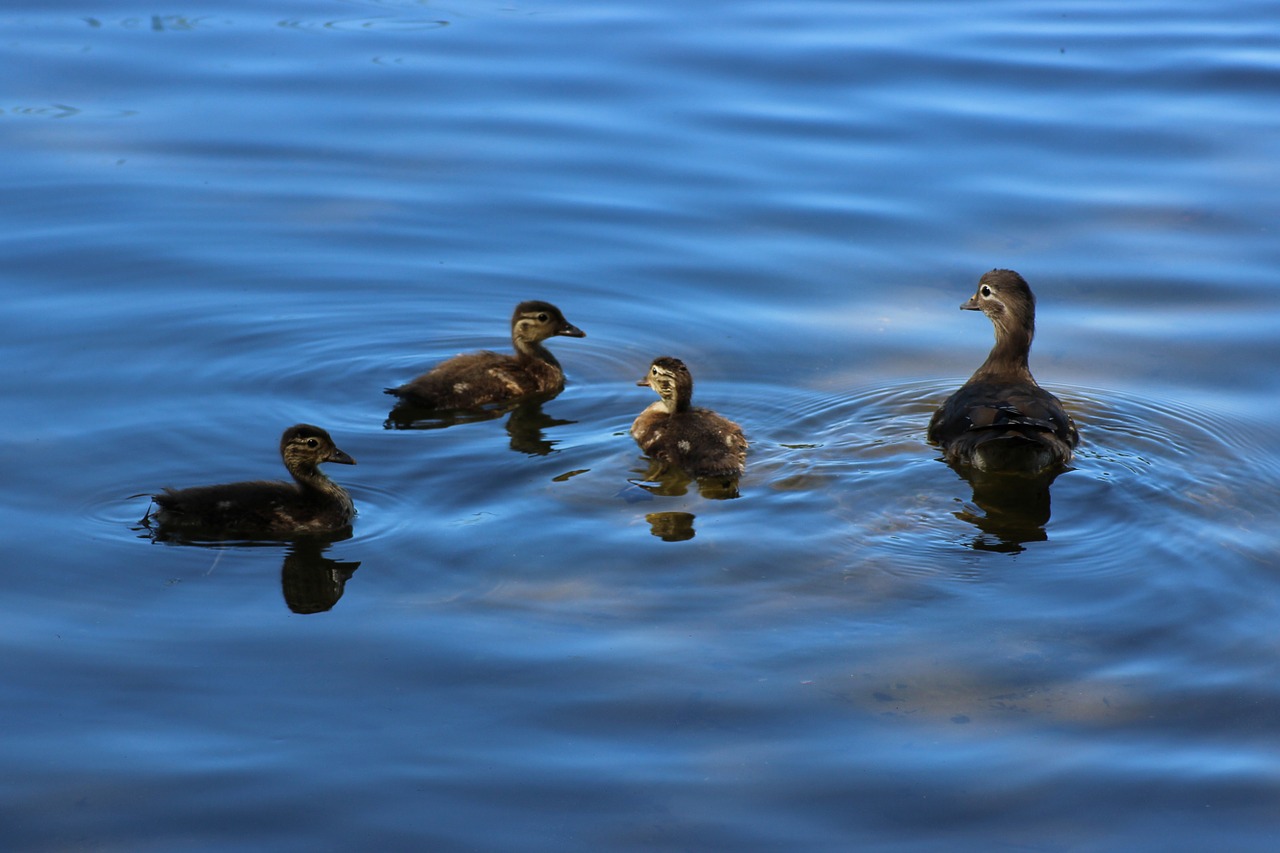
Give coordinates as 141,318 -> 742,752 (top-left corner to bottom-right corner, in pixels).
684,410 -> 748,479
972,386 -> 1078,447
385,350 -> 513,407
154,480 -> 297,530
930,381 -> 1079,472
934,382 -> 1076,443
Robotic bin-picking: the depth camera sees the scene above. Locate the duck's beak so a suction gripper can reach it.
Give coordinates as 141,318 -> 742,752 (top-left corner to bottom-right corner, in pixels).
327,448 -> 357,465
961,295 -> 981,311
636,376 -> 651,387
558,322 -> 586,338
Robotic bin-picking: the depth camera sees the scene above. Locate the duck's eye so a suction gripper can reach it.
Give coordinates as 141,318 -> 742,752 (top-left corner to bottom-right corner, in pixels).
652,366 -> 660,375
306,438 -> 319,448
537,313 -> 549,322
980,285 -> 992,297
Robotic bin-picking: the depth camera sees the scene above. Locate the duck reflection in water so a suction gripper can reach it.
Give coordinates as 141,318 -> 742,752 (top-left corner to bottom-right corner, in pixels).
927,270 -> 1080,551
137,529 -> 362,614
279,537 -> 362,614
645,511 -> 697,542
385,395 -> 576,456
950,468 -> 1058,553
628,464 -> 742,501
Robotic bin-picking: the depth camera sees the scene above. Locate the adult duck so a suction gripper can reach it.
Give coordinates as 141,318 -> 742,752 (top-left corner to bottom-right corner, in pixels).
928,269 -> 1079,474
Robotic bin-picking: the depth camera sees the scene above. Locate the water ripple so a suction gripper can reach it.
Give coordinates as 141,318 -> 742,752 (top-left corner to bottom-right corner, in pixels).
3,104 -> 139,120
276,16 -> 448,34
729,379 -> 1280,580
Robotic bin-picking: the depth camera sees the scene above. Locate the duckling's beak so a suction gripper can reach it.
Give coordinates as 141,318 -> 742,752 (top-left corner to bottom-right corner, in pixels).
961,295 -> 981,311
558,322 -> 586,338
636,376 -> 651,387
327,448 -> 357,465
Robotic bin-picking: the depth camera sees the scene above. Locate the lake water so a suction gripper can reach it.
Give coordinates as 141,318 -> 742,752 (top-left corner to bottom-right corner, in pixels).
5,0 -> 1280,849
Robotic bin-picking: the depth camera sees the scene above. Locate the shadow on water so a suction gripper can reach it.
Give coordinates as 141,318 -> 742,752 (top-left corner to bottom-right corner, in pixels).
946,465 -> 1067,554
136,518 -> 361,614
384,396 -> 576,456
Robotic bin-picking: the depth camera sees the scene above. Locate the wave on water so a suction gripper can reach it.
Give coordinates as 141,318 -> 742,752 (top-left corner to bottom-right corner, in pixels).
736,379 -> 1280,576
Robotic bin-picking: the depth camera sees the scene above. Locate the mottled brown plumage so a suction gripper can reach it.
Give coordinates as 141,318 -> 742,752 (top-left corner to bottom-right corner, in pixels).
632,357 -> 747,480
386,301 -> 585,409
928,269 -> 1079,473
147,424 -> 356,538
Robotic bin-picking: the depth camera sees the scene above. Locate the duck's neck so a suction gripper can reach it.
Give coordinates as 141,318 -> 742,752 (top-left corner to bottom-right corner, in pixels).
288,463 -> 341,495
971,325 -> 1035,383
514,336 -> 558,366
663,391 -> 692,414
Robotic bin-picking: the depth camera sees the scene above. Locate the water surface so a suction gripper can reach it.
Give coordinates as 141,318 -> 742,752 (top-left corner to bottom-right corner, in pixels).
4,1 -> 1280,850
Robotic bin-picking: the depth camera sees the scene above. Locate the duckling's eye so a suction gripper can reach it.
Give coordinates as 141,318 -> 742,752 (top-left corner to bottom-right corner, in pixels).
537,313 -> 549,322
980,285 -> 992,297
305,438 -> 319,448
652,366 -> 660,375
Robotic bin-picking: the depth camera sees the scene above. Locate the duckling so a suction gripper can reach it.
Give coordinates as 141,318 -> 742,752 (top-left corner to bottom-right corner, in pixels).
147,424 -> 356,537
632,356 -> 747,480
927,269 -> 1079,473
386,301 -> 585,409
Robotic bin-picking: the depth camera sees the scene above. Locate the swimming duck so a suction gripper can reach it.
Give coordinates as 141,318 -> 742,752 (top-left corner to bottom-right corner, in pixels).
927,269 -> 1079,473
147,424 -> 356,537
386,301 -> 585,409
632,356 -> 747,480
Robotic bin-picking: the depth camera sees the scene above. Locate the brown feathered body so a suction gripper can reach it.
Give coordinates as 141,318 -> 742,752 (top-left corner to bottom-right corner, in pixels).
386,301 -> 585,409
150,424 -> 356,537
632,357 -> 747,480
928,269 -> 1079,474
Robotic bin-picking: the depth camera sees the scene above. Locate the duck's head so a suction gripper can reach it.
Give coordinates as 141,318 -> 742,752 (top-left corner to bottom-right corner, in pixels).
511,301 -> 586,345
281,424 -> 356,470
963,268 -> 1036,343
637,356 -> 693,413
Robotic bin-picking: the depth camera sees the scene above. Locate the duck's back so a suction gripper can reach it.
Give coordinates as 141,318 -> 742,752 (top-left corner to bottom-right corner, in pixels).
634,407 -> 747,479
154,480 -> 353,536
388,350 -> 563,409
928,379 -> 1077,473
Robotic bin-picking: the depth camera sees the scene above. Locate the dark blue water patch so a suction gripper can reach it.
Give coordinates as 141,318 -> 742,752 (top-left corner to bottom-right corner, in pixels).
20,388 -> 1280,849
6,0 -> 1280,849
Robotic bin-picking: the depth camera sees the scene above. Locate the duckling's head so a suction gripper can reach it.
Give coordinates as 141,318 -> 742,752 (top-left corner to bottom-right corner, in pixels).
963,269 -> 1036,343
637,356 -> 693,413
511,301 -> 586,346
281,424 -> 356,471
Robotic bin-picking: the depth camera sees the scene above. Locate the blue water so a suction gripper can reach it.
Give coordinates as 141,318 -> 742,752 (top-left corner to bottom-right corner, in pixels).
5,1 -> 1280,850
